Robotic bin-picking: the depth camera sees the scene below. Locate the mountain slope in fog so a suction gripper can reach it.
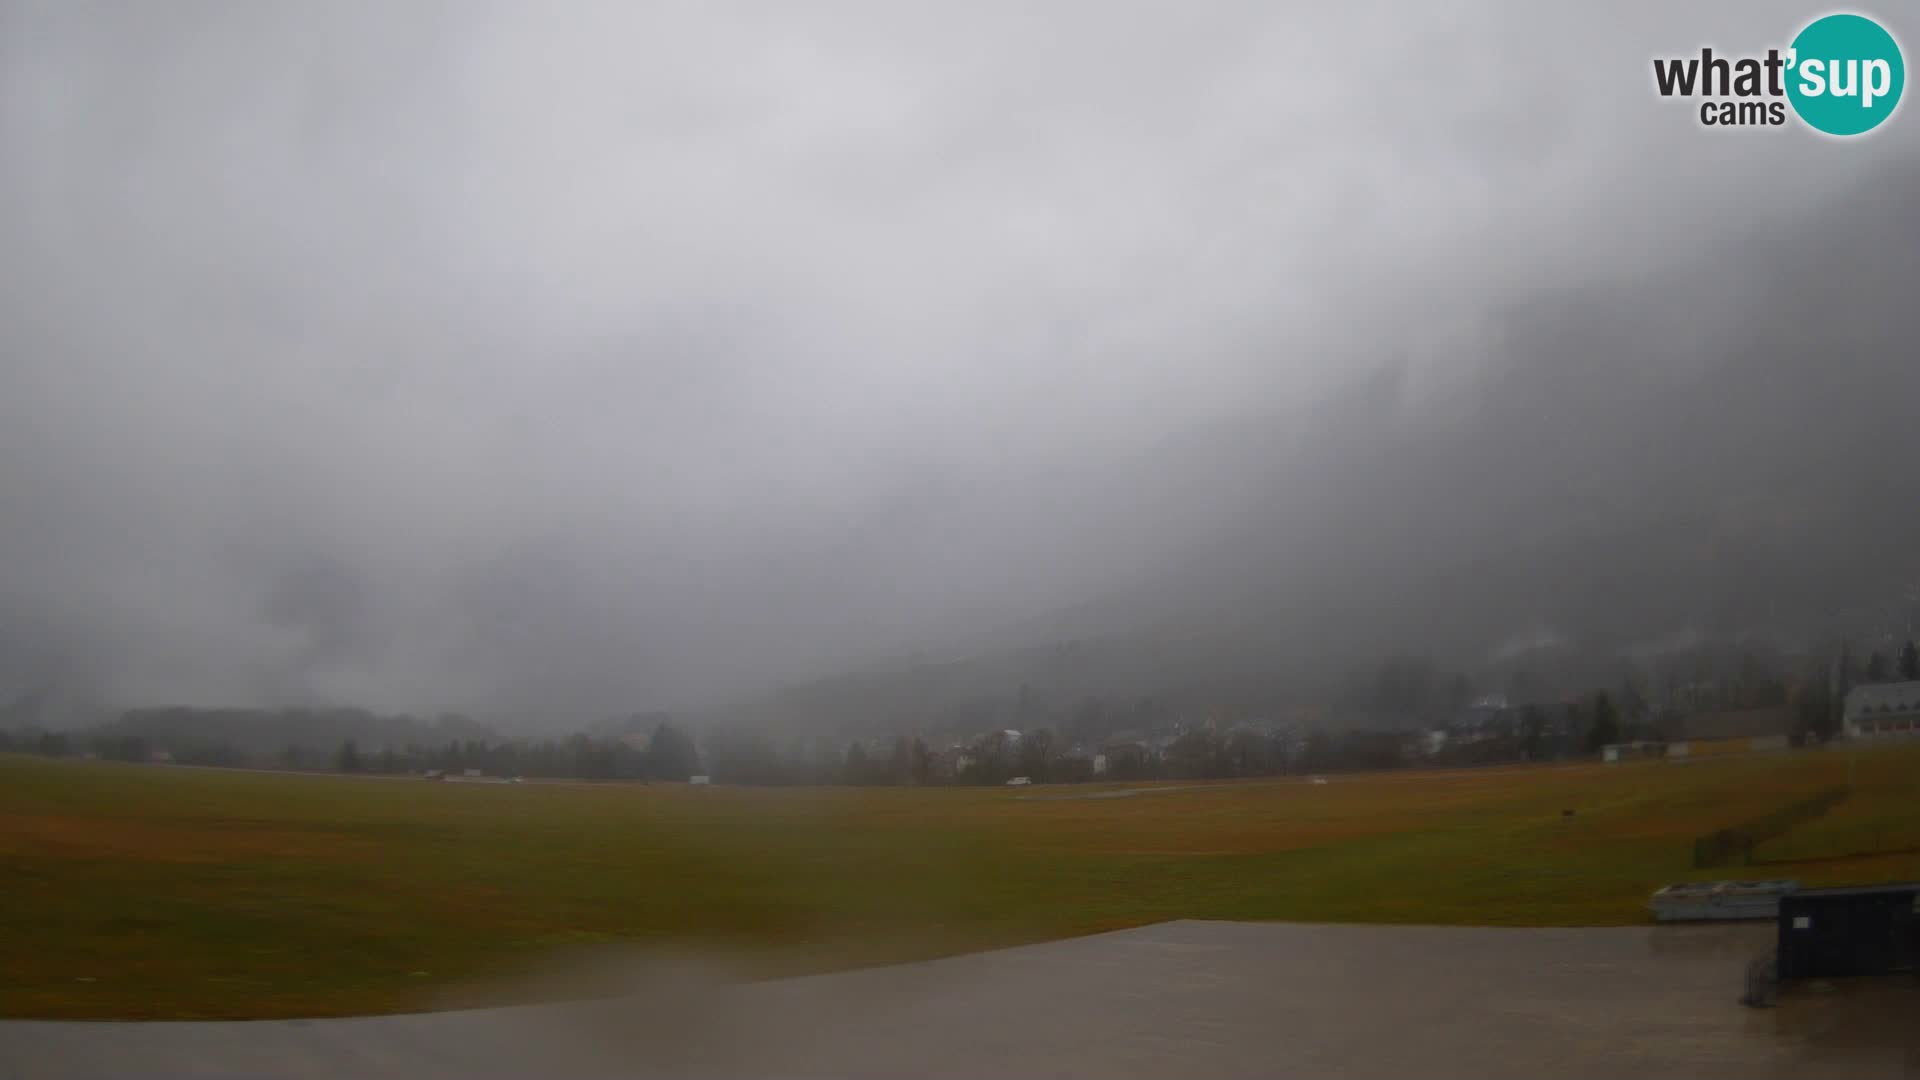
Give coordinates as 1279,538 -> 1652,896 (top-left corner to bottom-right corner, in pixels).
743,157 -> 1920,732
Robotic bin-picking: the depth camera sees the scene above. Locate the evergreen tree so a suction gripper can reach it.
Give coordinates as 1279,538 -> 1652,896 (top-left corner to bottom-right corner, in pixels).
646,720 -> 701,781
1585,692 -> 1621,753
842,742 -> 870,785
1866,650 -> 1890,682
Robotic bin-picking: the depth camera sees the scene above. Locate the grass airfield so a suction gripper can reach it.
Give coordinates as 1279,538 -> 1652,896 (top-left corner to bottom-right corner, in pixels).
4,743 -> 1917,1019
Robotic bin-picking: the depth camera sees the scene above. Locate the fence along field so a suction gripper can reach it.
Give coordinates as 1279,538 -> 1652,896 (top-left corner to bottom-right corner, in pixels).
3,742 -> 1919,1020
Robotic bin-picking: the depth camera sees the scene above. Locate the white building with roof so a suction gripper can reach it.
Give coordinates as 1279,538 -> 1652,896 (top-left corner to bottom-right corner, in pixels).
1843,681 -> 1920,738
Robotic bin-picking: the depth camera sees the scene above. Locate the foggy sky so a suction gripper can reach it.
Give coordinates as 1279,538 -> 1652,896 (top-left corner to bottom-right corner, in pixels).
3,1 -> 1917,723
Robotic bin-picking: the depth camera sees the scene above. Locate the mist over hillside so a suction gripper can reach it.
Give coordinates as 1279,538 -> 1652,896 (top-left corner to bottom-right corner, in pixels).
729,158 -> 1920,736
2,2 -> 1916,735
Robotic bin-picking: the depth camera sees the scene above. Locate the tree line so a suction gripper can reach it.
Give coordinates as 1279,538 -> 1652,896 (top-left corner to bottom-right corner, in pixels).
5,634 -> 1892,784
0,716 -> 706,782
0,688 -> 1717,785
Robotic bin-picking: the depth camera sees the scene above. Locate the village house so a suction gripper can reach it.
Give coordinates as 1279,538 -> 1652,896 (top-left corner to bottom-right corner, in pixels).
1844,681 -> 1920,739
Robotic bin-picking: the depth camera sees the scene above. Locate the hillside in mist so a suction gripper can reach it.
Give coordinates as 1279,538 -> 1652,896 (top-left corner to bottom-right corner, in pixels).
735,157 -> 1920,736
3,3 -> 1916,733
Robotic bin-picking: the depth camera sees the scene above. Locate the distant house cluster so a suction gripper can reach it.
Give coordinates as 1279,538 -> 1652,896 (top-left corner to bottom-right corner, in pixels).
1601,705 -> 1794,763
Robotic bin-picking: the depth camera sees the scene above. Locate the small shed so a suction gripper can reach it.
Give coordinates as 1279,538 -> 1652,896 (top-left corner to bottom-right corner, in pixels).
1776,882 -> 1920,979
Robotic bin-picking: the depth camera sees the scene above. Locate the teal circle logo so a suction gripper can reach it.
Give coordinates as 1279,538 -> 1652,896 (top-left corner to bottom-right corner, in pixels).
1787,13 -> 1905,135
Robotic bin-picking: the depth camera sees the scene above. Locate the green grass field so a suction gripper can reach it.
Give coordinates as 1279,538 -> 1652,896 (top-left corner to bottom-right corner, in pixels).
5,744 -> 1919,1020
